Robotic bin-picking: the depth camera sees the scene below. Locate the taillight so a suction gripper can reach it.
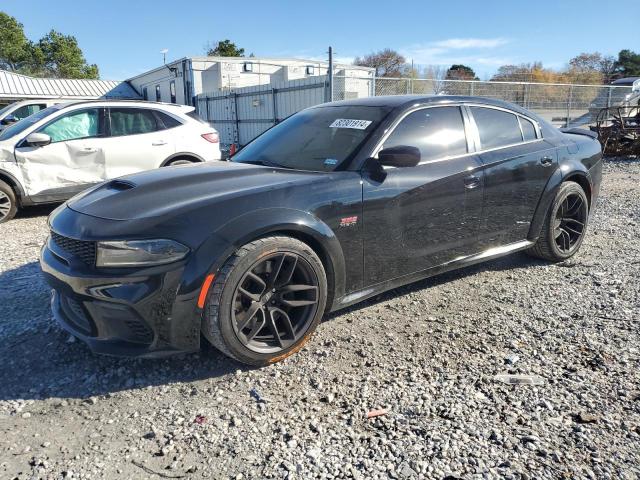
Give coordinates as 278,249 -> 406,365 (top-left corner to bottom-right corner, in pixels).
201,132 -> 219,143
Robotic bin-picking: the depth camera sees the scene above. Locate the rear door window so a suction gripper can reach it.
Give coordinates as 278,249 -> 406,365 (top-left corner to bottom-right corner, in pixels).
470,107 -> 523,150
382,106 -> 468,162
109,108 -> 160,136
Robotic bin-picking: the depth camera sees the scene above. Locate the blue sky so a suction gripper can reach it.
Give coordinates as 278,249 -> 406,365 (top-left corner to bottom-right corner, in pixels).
3,0 -> 638,80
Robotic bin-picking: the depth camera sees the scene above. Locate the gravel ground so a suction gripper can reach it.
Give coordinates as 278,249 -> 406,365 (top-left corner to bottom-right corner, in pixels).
1,159 -> 639,480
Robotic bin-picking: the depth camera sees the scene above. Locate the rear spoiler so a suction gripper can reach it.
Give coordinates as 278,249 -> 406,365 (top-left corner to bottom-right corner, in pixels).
560,127 -> 598,139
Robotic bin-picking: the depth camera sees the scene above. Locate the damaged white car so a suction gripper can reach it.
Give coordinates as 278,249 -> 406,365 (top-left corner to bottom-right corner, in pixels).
0,100 -> 221,222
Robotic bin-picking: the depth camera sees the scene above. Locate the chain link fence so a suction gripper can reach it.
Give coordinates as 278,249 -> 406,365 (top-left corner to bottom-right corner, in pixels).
335,76 -> 634,128
198,74 -> 634,147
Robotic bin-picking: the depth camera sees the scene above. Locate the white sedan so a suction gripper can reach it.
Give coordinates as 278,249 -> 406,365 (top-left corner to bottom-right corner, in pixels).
0,100 -> 221,222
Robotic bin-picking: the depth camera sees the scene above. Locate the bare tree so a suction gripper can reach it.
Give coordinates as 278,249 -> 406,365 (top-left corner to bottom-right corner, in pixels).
353,49 -> 407,77
422,65 -> 447,94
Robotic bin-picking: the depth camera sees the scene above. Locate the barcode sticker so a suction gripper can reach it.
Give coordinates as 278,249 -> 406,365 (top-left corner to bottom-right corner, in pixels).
329,119 -> 372,130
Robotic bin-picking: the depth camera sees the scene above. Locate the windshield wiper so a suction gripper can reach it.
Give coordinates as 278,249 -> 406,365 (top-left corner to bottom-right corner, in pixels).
239,159 -> 294,169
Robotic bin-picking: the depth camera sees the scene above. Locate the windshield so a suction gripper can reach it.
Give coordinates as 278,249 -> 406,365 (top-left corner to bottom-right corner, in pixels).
0,105 -> 62,141
232,105 -> 390,171
0,103 -> 17,117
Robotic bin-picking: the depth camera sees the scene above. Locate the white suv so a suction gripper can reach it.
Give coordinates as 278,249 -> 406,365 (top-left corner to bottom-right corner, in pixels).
0,100 -> 221,222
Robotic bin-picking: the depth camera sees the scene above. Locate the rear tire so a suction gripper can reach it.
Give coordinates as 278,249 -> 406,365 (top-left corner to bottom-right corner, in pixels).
165,158 -> 197,167
0,180 -> 17,223
202,236 -> 327,366
527,181 -> 589,262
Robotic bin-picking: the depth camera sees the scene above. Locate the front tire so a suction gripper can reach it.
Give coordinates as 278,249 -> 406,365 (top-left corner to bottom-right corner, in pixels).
527,181 -> 589,262
203,236 -> 327,366
0,180 -> 17,223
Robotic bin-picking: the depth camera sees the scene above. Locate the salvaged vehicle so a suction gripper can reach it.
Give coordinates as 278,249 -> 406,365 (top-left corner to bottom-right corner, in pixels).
593,103 -> 640,157
40,96 -> 603,366
0,100 -> 221,222
0,99 -> 65,132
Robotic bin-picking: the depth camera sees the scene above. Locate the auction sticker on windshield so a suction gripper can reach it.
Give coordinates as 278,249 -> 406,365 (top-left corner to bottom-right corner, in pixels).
329,119 -> 372,130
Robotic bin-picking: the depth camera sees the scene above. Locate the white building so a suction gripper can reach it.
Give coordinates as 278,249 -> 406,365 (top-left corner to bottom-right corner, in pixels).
126,56 -> 374,106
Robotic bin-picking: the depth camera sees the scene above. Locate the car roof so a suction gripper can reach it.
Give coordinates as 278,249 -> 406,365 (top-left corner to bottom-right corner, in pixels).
611,77 -> 640,86
53,99 -> 194,111
316,95 -> 535,114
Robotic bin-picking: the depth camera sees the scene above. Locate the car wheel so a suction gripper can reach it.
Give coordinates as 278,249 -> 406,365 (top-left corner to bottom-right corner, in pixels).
0,180 -> 17,223
527,181 -> 589,262
166,158 -> 196,166
203,236 -> 327,366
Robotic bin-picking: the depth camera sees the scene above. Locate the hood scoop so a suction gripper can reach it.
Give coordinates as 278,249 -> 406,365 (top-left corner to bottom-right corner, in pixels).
107,179 -> 136,191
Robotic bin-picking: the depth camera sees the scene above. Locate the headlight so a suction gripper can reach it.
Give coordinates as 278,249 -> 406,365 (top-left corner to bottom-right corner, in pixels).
96,239 -> 189,267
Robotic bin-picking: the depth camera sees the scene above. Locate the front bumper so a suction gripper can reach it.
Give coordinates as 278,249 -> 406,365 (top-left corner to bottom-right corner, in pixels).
40,239 -> 201,358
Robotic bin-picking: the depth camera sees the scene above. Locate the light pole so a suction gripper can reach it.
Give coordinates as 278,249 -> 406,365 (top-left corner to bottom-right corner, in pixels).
160,49 -> 168,65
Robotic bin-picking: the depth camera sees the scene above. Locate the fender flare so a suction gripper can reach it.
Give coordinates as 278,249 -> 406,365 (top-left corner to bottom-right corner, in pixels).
0,169 -> 26,205
527,165 -> 591,241
180,207 -> 346,314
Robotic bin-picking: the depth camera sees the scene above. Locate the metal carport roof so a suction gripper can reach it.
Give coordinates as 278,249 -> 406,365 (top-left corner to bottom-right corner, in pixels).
0,70 -> 140,100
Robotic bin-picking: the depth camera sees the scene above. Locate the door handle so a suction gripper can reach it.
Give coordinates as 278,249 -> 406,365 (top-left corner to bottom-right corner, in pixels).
540,156 -> 553,166
152,141 -> 168,146
78,147 -> 98,154
464,175 -> 481,189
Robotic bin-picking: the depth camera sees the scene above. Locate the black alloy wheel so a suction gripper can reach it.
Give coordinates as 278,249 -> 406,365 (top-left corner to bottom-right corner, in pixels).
232,252 -> 319,353
203,236 -> 327,366
527,181 -> 589,262
553,191 -> 588,253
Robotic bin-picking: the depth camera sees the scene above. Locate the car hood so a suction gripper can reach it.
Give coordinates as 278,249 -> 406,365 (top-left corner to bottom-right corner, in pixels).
68,161 -> 323,221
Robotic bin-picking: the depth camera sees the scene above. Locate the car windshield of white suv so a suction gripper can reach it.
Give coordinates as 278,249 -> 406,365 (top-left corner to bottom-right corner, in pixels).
0,105 -> 64,141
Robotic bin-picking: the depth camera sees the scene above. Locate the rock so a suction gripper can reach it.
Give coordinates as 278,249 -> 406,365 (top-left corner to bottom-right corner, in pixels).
575,412 -> 600,424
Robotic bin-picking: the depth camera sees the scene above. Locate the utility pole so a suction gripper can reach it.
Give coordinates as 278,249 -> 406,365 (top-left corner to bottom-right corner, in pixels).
328,46 -> 334,102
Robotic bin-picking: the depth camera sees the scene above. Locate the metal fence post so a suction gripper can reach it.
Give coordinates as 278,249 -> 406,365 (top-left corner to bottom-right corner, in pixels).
272,88 -> 278,125
328,46 -> 334,102
232,92 -> 240,146
606,87 -> 612,108
566,85 -> 573,127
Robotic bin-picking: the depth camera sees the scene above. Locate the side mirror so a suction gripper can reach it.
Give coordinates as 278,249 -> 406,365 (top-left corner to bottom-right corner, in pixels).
1,115 -> 17,126
25,132 -> 51,147
378,145 -> 421,168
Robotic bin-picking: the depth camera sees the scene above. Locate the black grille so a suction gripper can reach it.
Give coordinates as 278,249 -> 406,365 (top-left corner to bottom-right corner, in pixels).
60,295 -> 93,335
51,231 -> 96,265
124,318 -> 154,343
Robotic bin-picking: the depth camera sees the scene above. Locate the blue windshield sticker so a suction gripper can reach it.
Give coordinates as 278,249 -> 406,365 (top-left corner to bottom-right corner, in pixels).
324,158 -> 338,166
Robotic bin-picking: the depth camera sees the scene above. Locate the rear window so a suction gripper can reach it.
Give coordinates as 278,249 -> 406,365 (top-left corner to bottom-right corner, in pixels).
470,107 -> 523,150
519,117 -> 537,141
186,111 -> 208,124
156,111 -> 182,129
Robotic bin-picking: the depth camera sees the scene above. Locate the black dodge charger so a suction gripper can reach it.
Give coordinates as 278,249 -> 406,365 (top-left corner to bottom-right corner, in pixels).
40,96 -> 602,365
